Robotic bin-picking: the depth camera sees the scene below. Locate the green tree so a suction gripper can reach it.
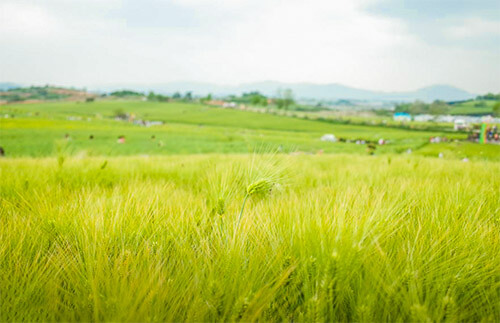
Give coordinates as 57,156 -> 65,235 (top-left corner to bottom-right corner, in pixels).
283,88 -> 294,110
394,103 -> 411,113
477,93 -> 500,100
237,91 -> 267,106
250,95 -> 261,105
200,93 -> 212,103
428,100 -> 450,115
110,90 -> 143,97
275,89 -> 294,110
408,100 -> 427,115
147,91 -> 169,102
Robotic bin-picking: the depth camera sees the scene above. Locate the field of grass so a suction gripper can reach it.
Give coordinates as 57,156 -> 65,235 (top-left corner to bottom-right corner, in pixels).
3,100 -> 491,159
1,100 -> 499,321
449,100 -> 497,115
1,154 -> 499,321
415,142 -> 500,161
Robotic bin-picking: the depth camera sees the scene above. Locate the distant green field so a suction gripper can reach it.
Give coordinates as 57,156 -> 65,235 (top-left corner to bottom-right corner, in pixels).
415,142 -> 500,161
449,100 -> 497,115
1,100 -> 452,136
1,100 -> 477,158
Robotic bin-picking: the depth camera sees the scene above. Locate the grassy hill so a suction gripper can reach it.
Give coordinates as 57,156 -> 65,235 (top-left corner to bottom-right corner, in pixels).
449,99 -> 498,115
0,86 -> 94,104
2,100 -> 488,159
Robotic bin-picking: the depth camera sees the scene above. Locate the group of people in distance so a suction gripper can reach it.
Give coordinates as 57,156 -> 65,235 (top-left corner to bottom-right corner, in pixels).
467,125 -> 499,143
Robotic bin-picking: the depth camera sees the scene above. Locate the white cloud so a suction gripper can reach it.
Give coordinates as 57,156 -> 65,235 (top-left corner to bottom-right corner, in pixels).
0,0 -> 498,93
186,1 -> 407,84
445,17 -> 500,39
0,2 -> 59,37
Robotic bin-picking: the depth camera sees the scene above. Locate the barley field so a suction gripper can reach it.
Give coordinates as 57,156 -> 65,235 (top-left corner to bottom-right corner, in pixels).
1,101 -> 476,158
1,154 -> 499,321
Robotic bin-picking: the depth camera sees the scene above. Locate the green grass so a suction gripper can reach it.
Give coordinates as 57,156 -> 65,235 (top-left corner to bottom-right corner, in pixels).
1,154 -> 499,321
1,101 -> 476,158
1,100 -> 499,321
415,142 -> 500,161
1,100 -> 443,135
449,100 -> 497,115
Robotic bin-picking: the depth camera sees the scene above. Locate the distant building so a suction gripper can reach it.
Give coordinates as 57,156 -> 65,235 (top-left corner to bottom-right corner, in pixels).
434,115 -> 500,125
393,112 -> 411,122
435,115 -> 454,123
414,114 -> 434,122
222,102 -> 237,108
454,119 -> 469,131
206,100 -> 225,107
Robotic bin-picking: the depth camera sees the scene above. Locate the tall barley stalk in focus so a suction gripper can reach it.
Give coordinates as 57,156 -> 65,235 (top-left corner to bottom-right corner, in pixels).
235,152 -> 288,232
237,178 -> 274,227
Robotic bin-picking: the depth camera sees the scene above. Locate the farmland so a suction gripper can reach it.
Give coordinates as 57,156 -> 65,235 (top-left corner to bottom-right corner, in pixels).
449,100 -> 498,115
2,100 -> 499,160
1,100 -> 499,321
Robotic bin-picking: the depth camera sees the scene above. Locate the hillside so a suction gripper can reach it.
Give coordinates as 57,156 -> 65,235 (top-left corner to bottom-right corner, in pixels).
0,86 -> 95,104
3,100 -> 499,161
449,99 -> 499,115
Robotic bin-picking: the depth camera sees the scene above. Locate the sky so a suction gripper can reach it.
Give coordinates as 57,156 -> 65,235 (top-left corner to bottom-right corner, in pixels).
0,0 -> 499,93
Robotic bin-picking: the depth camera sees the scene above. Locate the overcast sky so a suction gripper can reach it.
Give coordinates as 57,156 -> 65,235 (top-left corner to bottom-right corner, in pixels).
0,0 -> 499,93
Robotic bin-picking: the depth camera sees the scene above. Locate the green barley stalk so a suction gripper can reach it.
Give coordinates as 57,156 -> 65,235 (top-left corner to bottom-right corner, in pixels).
237,178 -> 275,229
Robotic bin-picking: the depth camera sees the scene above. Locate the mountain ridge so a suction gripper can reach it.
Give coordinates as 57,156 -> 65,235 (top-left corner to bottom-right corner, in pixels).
91,81 -> 475,102
2,81 -> 476,102
0,82 -> 21,91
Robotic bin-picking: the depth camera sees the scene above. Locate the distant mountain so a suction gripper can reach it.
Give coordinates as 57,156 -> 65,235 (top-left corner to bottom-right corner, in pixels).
92,81 -> 477,102
237,82 -> 475,102
384,85 -> 476,102
0,82 -> 21,91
